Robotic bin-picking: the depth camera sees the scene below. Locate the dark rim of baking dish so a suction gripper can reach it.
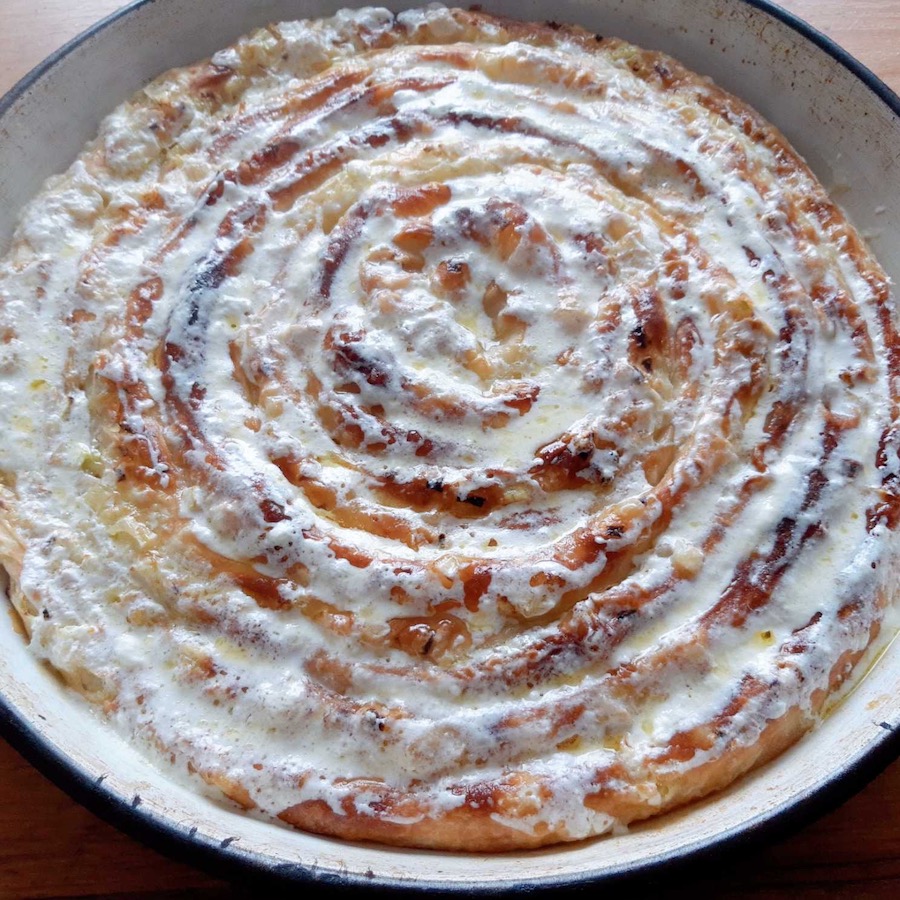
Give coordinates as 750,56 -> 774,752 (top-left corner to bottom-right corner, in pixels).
1,0 -> 899,894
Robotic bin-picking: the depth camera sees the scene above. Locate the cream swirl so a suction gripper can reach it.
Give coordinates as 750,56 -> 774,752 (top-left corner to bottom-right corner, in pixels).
0,5 -> 898,850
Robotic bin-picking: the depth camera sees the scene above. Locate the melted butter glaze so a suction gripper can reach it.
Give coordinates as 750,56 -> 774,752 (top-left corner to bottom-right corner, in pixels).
0,5 -> 898,850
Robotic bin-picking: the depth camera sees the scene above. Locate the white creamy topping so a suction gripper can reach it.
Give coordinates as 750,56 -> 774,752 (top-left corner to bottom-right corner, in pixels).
0,5 -> 897,847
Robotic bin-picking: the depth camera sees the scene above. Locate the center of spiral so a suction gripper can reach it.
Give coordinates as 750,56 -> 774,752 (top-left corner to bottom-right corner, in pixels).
203,155 -> 768,560
281,172 -> 666,474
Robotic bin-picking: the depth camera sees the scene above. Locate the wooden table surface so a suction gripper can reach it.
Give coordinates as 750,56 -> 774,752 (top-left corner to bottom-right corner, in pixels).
1,1 -> 899,897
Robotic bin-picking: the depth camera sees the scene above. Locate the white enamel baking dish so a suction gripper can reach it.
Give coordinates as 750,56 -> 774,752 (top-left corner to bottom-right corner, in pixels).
1,0 -> 899,891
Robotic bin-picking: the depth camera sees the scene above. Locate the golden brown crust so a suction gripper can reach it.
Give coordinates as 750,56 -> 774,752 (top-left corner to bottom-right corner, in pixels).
0,6 -> 897,851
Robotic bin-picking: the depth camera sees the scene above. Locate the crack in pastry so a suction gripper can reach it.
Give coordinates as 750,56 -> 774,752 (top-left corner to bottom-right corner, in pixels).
0,4 -> 898,851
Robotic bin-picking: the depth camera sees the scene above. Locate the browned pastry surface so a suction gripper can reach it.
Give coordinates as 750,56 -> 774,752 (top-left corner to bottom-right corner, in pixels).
0,5 -> 898,850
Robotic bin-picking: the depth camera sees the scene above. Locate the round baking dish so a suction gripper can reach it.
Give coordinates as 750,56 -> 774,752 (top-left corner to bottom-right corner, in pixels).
1,0 -> 900,892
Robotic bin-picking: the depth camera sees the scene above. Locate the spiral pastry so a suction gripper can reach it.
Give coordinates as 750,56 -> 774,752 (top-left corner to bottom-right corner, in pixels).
0,5 -> 898,850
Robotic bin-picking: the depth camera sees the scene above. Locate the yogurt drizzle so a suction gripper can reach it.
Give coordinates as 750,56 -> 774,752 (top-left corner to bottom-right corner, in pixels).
0,5 -> 898,847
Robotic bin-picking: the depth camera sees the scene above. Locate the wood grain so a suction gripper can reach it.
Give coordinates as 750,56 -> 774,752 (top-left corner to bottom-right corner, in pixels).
1,1 -> 898,897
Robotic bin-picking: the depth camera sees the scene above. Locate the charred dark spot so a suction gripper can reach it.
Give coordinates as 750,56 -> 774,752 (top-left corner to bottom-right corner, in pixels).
189,258 -> 228,298
801,469 -> 828,511
164,341 -> 185,362
260,499 -> 287,523
427,479 -> 444,492
205,176 -> 227,206
366,131 -> 391,148
653,63 -> 672,81
328,329 -> 390,387
189,382 -> 206,407
743,245 -> 761,268
459,494 -> 486,508
630,324 -> 647,349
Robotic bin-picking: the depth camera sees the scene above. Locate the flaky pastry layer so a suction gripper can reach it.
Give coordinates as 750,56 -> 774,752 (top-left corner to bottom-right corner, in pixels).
1,5 -> 899,850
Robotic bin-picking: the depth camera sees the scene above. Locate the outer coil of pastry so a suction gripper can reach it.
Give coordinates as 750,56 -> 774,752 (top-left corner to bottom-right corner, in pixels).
0,5 -> 898,851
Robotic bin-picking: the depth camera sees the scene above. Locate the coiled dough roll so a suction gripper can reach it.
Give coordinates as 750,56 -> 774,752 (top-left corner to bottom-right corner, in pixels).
1,5 -> 898,850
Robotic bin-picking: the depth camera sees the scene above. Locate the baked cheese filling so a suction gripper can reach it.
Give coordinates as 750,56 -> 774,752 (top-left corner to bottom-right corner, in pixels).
0,5 -> 898,850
